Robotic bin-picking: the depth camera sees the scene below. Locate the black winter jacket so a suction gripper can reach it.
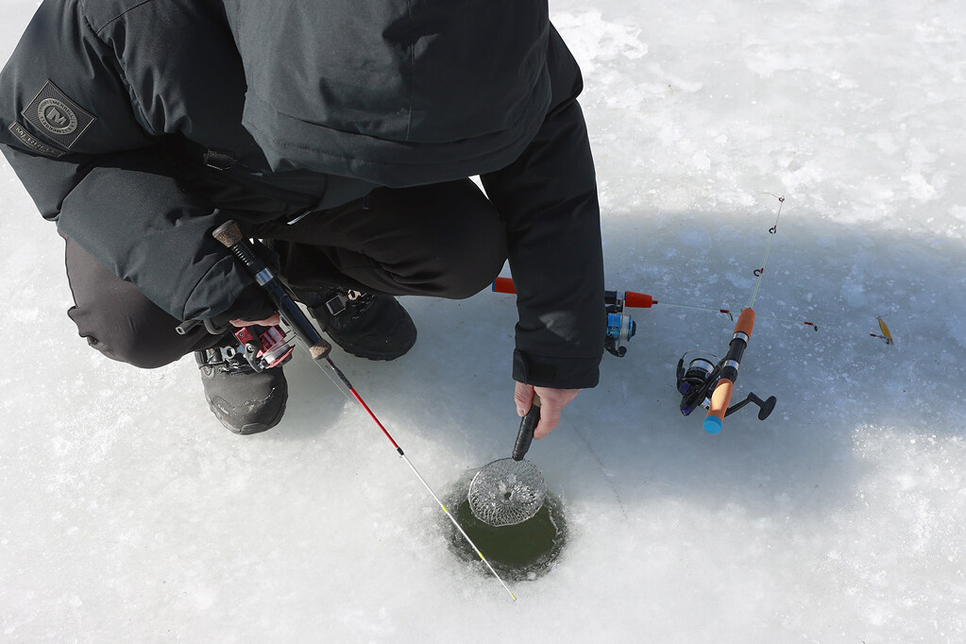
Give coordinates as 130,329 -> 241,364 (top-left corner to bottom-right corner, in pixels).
0,0 -> 605,389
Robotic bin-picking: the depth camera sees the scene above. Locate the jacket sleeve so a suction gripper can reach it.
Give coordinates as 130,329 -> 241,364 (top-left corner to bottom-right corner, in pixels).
480,26 -> 606,390
0,0 -> 259,323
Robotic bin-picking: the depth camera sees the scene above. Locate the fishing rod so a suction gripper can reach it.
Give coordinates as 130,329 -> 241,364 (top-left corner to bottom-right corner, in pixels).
492,277 -> 648,358
492,274 -> 775,428
491,277 -> 892,359
687,197 -> 896,433
493,197 -> 893,434
694,197 -> 787,434
211,220 -> 518,601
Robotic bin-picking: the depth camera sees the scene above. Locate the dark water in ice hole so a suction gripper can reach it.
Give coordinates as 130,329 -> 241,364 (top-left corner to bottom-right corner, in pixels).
442,472 -> 567,582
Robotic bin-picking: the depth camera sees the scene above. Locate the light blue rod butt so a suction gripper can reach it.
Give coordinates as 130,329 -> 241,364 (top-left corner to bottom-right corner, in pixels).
703,416 -> 723,434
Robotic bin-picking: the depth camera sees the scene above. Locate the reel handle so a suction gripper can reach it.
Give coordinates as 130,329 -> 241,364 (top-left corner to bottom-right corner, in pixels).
704,308 -> 755,434
512,395 -> 541,461
725,392 -> 777,421
213,220 -> 331,360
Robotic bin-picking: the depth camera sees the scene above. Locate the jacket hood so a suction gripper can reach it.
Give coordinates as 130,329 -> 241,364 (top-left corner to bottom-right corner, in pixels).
223,0 -> 552,187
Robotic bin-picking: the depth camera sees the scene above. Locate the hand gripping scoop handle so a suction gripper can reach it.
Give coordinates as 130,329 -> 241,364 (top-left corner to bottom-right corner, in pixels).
468,398 -> 547,527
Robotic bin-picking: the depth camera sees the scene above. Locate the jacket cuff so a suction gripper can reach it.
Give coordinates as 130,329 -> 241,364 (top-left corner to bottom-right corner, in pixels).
512,349 -> 600,389
209,283 -> 276,326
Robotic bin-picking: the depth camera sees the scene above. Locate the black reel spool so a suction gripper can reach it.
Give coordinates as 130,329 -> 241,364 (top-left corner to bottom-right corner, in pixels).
676,353 -> 718,416
675,352 -> 777,421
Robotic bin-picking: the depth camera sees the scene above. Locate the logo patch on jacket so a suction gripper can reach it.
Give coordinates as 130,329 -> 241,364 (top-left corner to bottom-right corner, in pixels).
8,122 -> 65,158
21,80 -> 96,150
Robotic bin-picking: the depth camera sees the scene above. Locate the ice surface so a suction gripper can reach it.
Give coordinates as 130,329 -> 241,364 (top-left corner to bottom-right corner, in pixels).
2,0 -> 965,641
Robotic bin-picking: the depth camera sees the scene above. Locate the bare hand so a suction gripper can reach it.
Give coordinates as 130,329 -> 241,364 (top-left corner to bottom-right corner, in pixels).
514,382 -> 580,439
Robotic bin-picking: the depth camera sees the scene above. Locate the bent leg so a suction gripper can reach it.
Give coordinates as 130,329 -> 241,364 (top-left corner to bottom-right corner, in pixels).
64,236 -> 217,368
265,179 -> 508,302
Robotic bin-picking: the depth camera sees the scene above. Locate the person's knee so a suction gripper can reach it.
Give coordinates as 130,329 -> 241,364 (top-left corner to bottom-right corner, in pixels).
68,306 -> 189,369
65,236 -> 189,368
423,222 -> 507,299
434,243 -> 506,299
80,326 -> 181,369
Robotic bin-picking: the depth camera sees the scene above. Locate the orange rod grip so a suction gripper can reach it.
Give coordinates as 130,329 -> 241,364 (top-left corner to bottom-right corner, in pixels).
704,308 -> 755,434
734,308 -> 756,337
705,378 -> 735,426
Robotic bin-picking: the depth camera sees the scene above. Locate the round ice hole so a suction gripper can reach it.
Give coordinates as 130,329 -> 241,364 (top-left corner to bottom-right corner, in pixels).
443,472 -> 567,582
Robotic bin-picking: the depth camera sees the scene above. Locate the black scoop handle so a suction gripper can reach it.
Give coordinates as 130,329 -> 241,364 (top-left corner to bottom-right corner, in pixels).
512,396 -> 541,461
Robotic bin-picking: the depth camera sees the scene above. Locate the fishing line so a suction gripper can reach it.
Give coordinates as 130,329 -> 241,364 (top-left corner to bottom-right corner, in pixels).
213,220 -> 518,601
313,355 -> 518,600
749,196 -> 784,309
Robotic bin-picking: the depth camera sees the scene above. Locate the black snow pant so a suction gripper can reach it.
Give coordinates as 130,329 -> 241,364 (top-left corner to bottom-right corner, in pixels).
65,179 -> 508,368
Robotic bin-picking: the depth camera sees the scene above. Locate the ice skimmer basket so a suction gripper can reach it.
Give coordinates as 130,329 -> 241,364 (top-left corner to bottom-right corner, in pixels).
468,398 -> 547,527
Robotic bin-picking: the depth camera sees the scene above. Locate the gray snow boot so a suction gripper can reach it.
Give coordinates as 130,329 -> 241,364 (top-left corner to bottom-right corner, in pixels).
195,340 -> 288,435
309,288 -> 416,361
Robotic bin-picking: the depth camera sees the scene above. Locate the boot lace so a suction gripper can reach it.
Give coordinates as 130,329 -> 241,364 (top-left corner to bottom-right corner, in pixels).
325,289 -> 375,323
195,343 -> 255,375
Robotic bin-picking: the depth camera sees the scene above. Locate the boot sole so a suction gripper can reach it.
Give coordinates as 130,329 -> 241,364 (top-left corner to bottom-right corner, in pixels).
204,389 -> 287,435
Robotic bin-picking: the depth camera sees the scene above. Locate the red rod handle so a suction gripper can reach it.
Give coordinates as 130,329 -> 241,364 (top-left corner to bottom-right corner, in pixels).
492,277 -> 655,308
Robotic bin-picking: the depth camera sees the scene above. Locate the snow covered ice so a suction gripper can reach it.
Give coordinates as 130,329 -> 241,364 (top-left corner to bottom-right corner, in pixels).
2,0 -> 965,641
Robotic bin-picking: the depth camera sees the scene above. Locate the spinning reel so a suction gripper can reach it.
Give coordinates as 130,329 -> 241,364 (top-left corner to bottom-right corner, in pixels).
604,289 -> 641,357
178,320 -> 296,372
229,324 -> 294,371
493,277 -> 780,433
675,348 -> 776,425
492,277 -> 651,358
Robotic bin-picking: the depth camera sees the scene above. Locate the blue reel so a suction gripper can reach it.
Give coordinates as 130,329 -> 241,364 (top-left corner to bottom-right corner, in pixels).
605,312 -> 636,357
